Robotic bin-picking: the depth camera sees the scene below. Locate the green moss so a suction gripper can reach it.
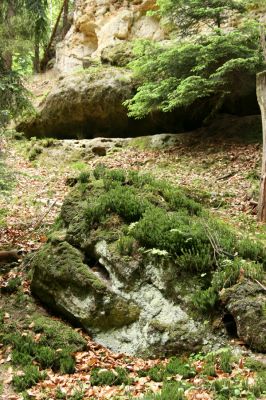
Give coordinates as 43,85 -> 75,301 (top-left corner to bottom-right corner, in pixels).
32,242 -> 107,292
31,315 -> 86,353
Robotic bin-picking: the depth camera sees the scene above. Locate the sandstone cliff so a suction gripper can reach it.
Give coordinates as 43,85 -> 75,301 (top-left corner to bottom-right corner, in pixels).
56,0 -> 164,73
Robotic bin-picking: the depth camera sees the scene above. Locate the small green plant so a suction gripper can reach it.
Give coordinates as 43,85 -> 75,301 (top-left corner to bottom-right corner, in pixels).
193,287 -> 218,313
219,349 -> 233,374
78,171 -> 90,184
142,382 -> 188,400
237,238 -> 266,267
42,138 -> 56,148
245,357 -> 266,372
1,277 -> 22,293
138,365 -> 165,382
165,357 -> 196,378
28,145 -> 43,161
55,388 -> 67,399
93,163 -> 106,180
90,367 -> 132,386
117,235 -> 135,256
12,365 -> 46,392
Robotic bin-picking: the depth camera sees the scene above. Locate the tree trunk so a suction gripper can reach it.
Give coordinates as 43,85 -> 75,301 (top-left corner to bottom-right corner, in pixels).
33,34 -> 40,73
3,0 -> 16,70
63,0 -> 69,37
257,71 -> 266,222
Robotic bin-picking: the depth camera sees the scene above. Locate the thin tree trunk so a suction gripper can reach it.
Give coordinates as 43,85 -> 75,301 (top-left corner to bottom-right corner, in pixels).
3,0 -> 15,70
40,0 -> 67,71
257,71 -> 266,222
33,34 -> 40,73
63,0 -> 69,37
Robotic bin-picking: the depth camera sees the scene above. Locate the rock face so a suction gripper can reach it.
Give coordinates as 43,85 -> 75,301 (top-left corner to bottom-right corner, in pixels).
56,0 -> 164,73
220,280 -> 266,352
18,68 -> 135,138
18,68 -> 167,138
17,67 -> 194,138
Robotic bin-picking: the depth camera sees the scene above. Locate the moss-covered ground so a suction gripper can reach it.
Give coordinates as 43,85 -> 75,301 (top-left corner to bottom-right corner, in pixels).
0,126 -> 266,399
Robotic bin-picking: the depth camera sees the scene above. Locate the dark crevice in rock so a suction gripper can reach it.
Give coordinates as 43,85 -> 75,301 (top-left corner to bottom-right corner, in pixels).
84,253 -> 111,282
91,261 -> 110,282
223,312 -> 238,338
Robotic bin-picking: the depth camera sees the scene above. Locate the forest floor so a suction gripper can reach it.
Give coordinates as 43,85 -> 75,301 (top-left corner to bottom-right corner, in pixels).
0,128 -> 266,400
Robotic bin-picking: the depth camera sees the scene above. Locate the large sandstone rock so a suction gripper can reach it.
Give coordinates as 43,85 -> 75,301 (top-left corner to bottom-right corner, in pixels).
17,68 -> 145,138
17,67 -> 193,139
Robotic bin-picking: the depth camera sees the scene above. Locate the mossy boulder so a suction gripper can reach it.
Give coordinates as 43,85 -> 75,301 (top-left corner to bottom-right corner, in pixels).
220,280 -> 266,352
31,241 -> 140,331
30,167 -> 266,356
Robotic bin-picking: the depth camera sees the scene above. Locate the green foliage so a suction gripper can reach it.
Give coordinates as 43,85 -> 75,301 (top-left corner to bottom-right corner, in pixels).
192,287 -> 218,312
78,171 -> 90,184
193,258 -> 264,312
1,277 -> 22,293
125,23 -> 263,119
12,365 -> 46,392
85,185 -> 149,225
0,157 -> 15,193
90,367 -> 132,386
126,0 -> 264,121
117,235 -> 135,256
0,315 -> 86,392
237,238 -> 266,267
219,349 -> 233,373
32,316 -> 87,353
155,0 -> 247,33
0,61 -> 32,127
142,382 -> 188,400
245,357 -> 266,372
28,144 -> 43,161
138,357 -> 195,382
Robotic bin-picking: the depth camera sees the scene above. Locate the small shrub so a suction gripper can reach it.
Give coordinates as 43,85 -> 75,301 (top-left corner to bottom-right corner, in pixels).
105,169 -> 126,183
93,164 -> 106,180
78,172 -> 90,184
165,357 -> 196,378
251,371 -> 266,398
138,365 -> 165,382
58,352 -> 76,374
32,316 -> 86,353
177,245 -> 213,273
12,365 -> 45,392
28,145 -> 43,161
90,367 -> 132,386
219,349 -> 233,374
13,131 -> 25,140
34,346 -> 57,369
245,358 -> 266,372
237,238 -> 266,265
12,350 -> 32,366
192,287 -> 218,313
143,382 -> 188,400
202,362 -> 217,377
42,138 -> 56,148
117,235 -> 135,256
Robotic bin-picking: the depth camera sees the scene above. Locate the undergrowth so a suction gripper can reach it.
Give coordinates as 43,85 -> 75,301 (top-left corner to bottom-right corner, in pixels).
0,314 -> 86,392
